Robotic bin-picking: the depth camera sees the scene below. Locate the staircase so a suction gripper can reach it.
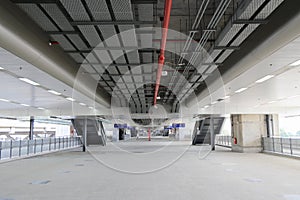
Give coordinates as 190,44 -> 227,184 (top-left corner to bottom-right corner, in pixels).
72,117 -> 106,146
192,117 -> 225,149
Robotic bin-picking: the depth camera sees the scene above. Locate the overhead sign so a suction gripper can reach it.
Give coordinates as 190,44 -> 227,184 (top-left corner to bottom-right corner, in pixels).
172,123 -> 185,128
114,124 -> 127,128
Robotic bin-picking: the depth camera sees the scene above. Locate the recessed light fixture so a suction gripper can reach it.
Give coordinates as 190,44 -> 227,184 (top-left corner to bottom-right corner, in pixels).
235,87 -> 248,93
255,75 -> 274,83
21,103 -> 30,107
289,59 -> 300,66
162,71 -> 168,76
157,96 -> 161,100
48,90 -> 61,95
19,78 -> 40,86
79,103 -> 86,106
66,97 -> 75,102
0,98 -> 10,102
203,105 -> 210,108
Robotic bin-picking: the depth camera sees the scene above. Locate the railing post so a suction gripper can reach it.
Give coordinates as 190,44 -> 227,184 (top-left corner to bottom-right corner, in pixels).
272,137 -> 275,152
290,138 -> 293,155
54,137 -> 56,150
280,137 -> 283,153
49,138 -> 51,151
41,139 -> 43,152
27,140 -> 29,155
19,140 -> 22,157
62,137 -> 64,149
9,140 -> 12,158
34,139 -> 36,154
58,138 -> 60,149
0,141 -> 2,160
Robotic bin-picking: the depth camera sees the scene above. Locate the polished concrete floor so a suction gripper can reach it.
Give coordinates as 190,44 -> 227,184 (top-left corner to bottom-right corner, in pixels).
0,140 -> 300,200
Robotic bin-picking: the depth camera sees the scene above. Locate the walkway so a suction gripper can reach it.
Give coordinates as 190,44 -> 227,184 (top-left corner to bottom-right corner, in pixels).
0,140 -> 300,200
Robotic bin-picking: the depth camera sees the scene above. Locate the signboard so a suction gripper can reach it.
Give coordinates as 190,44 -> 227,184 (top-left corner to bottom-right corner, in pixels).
114,124 -> 127,128
172,123 -> 185,128
164,125 -> 173,130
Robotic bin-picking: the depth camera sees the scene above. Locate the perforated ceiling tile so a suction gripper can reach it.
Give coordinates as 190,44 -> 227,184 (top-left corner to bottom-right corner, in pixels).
217,24 -> 243,46
231,24 -> 259,46
78,25 -> 102,47
69,53 -> 85,63
41,4 -> 74,31
111,51 -> 127,64
18,4 -> 58,31
60,0 -> 90,21
94,50 -> 112,64
255,0 -> 284,19
119,25 -> 138,47
86,0 -> 111,20
67,34 -> 89,50
138,4 -> 153,21
85,54 -> 99,63
98,25 -> 120,46
126,51 -> 140,63
110,0 -> 133,20
238,0 -> 264,20
93,64 -> 105,74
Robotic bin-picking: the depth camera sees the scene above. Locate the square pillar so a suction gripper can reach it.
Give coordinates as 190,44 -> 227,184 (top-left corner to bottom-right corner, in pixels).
231,114 -> 268,153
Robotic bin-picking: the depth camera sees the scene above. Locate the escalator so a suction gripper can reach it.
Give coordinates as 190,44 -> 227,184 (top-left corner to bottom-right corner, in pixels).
192,117 -> 225,150
72,117 -> 106,146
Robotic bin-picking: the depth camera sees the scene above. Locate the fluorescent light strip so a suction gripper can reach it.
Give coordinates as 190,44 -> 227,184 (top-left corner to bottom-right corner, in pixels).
19,78 -> 40,86
235,87 -> 248,93
48,90 -> 61,95
0,98 -> 10,102
203,105 -> 210,108
289,59 -> 300,66
211,101 -> 218,105
21,103 -> 30,107
37,107 -> 45,110
66,97 -> 75,102
79,103 -> 86,106
88,106 -> 94,109
255,75 -> 274,83
0,67 -> 4,70
224,95 -> 230,99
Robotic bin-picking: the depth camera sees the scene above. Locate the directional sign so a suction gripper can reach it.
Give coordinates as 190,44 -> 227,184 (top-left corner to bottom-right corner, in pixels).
114,124 -> 127,128
172,123 -> 185,128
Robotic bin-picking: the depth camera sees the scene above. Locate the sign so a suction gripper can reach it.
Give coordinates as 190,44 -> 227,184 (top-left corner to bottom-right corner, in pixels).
172,123 -> 185,128
114,124 -> 127,128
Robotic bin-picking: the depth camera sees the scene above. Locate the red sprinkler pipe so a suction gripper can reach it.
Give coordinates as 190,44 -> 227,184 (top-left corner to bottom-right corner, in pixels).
153,0 -> 172,105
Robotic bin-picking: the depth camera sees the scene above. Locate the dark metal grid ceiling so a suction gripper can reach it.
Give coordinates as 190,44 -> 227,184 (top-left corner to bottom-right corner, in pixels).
11,0 -> 285,114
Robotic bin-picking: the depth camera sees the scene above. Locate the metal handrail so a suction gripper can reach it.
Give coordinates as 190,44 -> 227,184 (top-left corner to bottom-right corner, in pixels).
0,136 -> 82,161
215,135 -> 232,148
262,136 -> 300,156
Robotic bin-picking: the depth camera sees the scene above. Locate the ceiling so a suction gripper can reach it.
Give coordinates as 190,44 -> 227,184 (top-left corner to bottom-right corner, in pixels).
0,0 -> 299,126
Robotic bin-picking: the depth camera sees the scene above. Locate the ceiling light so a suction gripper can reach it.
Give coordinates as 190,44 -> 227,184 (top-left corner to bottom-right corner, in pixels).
203,105 -> 210,108
0,98 -> 10,102
157,96 -> 161,100
48,90 -> 61,95
255,75 -> 274,83
224,95 -> 230,99
79,103 -> 86,106
19,78 -> 40,86
211,101 -> 217,105
66,97 -> 75,102
21,104 -> 30,107
88,106 -> 94,109
289,59 -> 300,66
0,67 -> 4,70
235,87 -> 248,93
37,107 -> 45,110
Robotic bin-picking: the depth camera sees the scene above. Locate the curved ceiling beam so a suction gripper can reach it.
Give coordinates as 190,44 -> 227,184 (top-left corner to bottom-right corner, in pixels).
0,0 -> 110,108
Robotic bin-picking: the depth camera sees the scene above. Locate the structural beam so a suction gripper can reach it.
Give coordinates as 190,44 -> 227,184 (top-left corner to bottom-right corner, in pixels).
70,21 -> 157,26
233,20 -> 269,24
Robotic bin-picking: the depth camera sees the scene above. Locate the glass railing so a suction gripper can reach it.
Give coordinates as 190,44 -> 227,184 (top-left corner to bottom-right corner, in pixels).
215,135 -> 232,147
0,136 -> 82,160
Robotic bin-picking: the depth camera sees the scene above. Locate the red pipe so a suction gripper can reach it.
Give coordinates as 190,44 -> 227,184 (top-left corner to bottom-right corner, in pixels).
153,0 -> 172,105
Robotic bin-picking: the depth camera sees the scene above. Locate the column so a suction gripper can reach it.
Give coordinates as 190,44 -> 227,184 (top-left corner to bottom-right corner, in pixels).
231,114 -> 268,153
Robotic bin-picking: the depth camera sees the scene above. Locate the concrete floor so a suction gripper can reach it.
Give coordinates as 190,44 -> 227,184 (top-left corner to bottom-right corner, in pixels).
0,140 -> 300,200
